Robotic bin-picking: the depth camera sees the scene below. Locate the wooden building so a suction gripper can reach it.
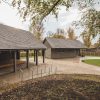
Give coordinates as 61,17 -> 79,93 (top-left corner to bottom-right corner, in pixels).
43,37 -> 86,59
0,24 -> 46,72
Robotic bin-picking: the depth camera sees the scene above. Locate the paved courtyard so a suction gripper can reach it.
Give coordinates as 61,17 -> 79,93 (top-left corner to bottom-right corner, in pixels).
0,56 -> 100,84
45,57 -> 100,75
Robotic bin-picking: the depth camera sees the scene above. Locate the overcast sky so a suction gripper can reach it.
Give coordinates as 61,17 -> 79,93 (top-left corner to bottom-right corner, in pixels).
0,2 -> 99,43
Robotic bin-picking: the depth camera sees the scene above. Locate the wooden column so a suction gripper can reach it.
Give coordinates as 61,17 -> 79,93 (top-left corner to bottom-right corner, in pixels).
79,49 -> 80,56
42,50 -> 45,63
16,50 -> 20,59
14,51 -> 17,72
26,50 -> 29,68
36,50 -> 38,65
34,50 -> 36,62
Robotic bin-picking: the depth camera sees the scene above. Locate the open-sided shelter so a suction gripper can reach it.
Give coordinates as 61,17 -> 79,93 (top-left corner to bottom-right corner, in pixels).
0,24 -> 46,73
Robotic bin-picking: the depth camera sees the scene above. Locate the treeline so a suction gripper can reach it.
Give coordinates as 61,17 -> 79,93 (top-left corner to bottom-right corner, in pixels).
80,49 -> 100,56
20,51 -> 42,57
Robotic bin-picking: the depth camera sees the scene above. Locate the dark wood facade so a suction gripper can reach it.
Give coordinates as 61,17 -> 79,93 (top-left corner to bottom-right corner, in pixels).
45,48 -> 80,59
51,48 -> 80,59
0,51 -> 20,65
43,38 -> 85,59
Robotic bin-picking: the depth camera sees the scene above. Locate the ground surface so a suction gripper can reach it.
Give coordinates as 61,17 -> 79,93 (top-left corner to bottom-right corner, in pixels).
83,59 -> 100,67
0,74 -> 100,100
0,56 -> 100,84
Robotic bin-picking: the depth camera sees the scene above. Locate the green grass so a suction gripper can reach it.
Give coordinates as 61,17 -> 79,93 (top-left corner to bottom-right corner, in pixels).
83,59 -> 100,67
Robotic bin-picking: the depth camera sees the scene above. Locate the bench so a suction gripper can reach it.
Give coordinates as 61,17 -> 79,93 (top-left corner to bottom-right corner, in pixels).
0,61 -> 25,69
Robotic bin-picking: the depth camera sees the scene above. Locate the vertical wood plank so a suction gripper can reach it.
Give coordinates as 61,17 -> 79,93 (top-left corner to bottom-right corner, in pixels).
42,50 -> 45,63
26,50 -> 29,68
36,50 -> 38,65
34,50 -> 36,62
14,51 -> 16,72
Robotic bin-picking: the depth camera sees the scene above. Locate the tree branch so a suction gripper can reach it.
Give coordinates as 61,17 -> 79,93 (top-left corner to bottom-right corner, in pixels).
42,0 -> 61,20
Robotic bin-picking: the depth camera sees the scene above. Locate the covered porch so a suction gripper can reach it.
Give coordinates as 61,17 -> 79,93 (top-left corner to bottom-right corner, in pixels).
0,24 -> 46,75
0,49 -> 46,75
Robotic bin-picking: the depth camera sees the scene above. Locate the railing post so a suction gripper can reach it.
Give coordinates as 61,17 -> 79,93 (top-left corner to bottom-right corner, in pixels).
41,69 -> 42,77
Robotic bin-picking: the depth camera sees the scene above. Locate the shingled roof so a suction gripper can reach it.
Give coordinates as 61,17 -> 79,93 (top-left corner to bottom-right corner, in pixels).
43,37 -> 86,49
0,24 -> 46,50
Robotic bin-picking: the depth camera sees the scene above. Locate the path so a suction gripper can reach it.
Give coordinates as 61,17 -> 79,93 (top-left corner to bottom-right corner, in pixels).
0,57 -> 100,84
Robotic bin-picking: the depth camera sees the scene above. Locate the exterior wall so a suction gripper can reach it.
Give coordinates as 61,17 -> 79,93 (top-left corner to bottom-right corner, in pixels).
51,49 -> 80,59
0,51 -> 20,66
43,40 -> 52,58
43,40 -> 80,59
45,48 -> 51,58
0,51 -> 13,65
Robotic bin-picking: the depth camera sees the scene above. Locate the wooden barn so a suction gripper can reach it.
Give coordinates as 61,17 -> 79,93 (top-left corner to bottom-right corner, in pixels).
0,24 -> 46,73
43,37 -> 86,59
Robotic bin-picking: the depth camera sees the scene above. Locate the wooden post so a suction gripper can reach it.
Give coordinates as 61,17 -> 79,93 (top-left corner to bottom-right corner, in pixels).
14,51 -> 17,72
16,50 -> 20,59
26,50 -> 29,68
79,49 -> 81,56
36,50 -> 38,65
42,50 -> 45,63
34,50 -> 36,62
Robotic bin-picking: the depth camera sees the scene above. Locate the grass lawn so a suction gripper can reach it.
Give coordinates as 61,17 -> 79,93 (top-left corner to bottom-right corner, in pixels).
83,59 -> 100,67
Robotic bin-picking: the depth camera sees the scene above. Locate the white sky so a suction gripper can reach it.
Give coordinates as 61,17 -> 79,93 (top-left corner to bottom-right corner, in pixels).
0,2 -> 29,30
0,2 -> 81,30
44,6 -> 81,32
0,2 -> 99,43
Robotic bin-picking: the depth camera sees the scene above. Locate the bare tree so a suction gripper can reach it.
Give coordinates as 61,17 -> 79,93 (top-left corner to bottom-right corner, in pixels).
30,23 -> 44,40
94,38 -> 100,48
81,30 -> 92,48
67,27 -> 77,40
47,28 -> 65,39
75,9 -> 100,39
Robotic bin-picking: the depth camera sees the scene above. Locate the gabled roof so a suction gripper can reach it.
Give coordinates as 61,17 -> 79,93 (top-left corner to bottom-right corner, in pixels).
43,37 -> 86,49
0,24 -> 46,50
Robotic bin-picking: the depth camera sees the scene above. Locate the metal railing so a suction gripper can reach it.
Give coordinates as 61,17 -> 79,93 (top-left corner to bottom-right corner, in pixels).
19,63 -> 58,83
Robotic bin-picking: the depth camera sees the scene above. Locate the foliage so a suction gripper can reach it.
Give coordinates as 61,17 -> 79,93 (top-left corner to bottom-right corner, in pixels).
47,28 -> 66,39
74,8 -> 100,45
10,0 -> 99,26
49,34 -> 65,38
20,51 -> 42,57
11,0 -> 73,24
29,23 -> 44,40
81,30 -> 92,48
67,27 -> 77,40
94,38 -> 100,48
79,9 -> 100,38
0,0 -> 99,39
20,51 -> 34,57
